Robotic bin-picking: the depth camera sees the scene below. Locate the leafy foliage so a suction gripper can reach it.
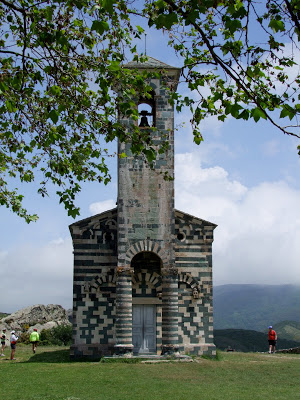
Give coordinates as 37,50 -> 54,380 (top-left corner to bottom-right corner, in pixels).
143,0 -> 300,145
40,324 -> 72,345
1,1 -> 300,221
0,0 -> 158,221
18,330 -> 30,343
18,324 -> 72,345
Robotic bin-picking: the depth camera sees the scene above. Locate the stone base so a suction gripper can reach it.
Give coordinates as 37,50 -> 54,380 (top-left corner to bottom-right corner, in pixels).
180,343 -> 216,357
70,344 -> 112,360
161,344 -> 180,356
114,344 -> 134,357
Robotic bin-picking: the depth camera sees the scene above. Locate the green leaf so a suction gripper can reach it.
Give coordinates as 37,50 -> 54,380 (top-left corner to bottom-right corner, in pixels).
153,13 -> 178,30
225,18 -> 242,34
48,110 -> 59,124
76,114 -> 85,124
143,148 -> 156,162
118,152 -> 127,158
269,19 -> 285,33
102,0 -> 115,14
5,101 -> 16,112
237,110 -> 250,120
91,20 -> 109,35
108,61 -> 121,72
136,25 -> 144,34
0,81 -> 8,92
49,85 -> 62,96
251,108 -> 267,122
280,106 -> 295,120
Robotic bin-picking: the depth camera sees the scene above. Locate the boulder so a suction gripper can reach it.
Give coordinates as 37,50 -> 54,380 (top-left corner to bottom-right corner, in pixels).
0,304 -> 71,343
276,347 -> 300,354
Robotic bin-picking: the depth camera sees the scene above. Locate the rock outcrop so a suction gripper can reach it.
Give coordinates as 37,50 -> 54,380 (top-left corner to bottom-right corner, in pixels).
276,347 -> 300,354
0,304 -> 71,343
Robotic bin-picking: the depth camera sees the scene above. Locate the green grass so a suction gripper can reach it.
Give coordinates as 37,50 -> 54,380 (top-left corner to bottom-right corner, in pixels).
1,345 -> 299,400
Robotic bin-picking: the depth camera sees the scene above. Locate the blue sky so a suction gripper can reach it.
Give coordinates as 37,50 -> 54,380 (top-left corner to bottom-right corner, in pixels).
1,21 -> 300,314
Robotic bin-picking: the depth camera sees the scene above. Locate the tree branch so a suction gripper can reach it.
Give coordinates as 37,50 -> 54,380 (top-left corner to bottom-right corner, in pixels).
162,0 -> 300,139
0,0 -> 25,13
284,0 -> 300,37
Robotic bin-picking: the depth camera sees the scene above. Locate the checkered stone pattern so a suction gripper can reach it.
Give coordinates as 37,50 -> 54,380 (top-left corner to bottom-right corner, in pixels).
69,60 -> 217,358
132,269 -> 162,297
70,210 -> 118,358
175,210 -> 217,356
156,305 -> 162,351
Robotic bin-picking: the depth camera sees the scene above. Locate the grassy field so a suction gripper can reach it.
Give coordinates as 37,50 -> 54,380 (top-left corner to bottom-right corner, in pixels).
0,345 -> 299,400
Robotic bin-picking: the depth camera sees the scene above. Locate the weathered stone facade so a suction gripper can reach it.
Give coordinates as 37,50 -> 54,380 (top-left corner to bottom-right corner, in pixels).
70,57 -> 216,359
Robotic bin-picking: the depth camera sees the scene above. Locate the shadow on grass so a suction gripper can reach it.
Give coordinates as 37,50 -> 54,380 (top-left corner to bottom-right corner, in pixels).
24,351 -> 149,364
24,349 -> 72,363
24,349 -> 99,363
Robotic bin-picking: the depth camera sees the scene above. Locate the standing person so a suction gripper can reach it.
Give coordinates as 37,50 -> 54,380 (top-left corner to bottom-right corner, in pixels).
10,330 -> 19,360
268,326 -> 277,354
30,328 -> 40,353
1,329 -> 6,356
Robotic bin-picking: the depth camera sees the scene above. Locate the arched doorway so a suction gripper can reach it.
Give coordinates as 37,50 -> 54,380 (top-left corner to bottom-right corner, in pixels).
131,252 -> 162,354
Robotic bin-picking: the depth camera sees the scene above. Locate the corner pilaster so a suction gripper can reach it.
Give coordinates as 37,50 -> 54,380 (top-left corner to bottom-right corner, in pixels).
161,266 -> 179,355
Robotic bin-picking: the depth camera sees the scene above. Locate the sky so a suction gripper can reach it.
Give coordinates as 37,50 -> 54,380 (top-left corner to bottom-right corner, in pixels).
1,17 -> 300,314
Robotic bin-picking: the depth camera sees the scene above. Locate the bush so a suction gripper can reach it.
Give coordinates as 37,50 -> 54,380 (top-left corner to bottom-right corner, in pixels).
50,324 -> 72,346
18,331 -> 30,344
40,328 -> 53,345
15,324 -> 72,346
38,325 -> 72,346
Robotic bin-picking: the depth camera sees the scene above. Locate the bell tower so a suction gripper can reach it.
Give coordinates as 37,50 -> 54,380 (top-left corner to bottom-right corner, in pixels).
115,57 -> 181,355
117,57 -> 180,266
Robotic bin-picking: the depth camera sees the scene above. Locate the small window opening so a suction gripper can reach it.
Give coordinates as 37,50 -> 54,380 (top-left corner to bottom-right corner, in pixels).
104,232 -> 113,243
106,232 -> 112,241
177,232 -> 185,241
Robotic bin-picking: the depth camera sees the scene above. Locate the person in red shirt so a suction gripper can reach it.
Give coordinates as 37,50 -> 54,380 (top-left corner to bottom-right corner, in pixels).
268,326 -> 277,353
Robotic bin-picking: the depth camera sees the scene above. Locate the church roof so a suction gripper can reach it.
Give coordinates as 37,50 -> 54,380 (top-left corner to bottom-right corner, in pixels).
175,209 -> 217,228
123,56 -> 181,72
69,207 -> 216,231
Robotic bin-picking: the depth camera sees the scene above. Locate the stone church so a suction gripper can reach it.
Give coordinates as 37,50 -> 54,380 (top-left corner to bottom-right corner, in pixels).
69,57 -> 216,358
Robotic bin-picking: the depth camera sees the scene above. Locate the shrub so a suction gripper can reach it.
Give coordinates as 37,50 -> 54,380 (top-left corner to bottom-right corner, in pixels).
50,324 -> 72,346
18,331 -> 30,344
39,325 -> 72,346
39,328 -> 53,345
16,324 -> 72,346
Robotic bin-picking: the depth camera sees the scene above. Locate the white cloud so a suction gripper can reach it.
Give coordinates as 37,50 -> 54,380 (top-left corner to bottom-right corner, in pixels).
175,151 -> 300,286
262,140 -> 280,157
1,154 -> 299,314
0,238 -> 73,313
89,199 -> 116,215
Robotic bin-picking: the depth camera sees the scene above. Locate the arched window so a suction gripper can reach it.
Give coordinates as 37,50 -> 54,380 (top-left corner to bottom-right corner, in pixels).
138,91 -> 156,127
131,251 -> 161,274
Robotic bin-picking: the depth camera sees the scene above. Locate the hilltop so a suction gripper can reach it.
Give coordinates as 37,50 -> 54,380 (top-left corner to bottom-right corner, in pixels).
214,328 -> 300,352
214,284 -> 300,332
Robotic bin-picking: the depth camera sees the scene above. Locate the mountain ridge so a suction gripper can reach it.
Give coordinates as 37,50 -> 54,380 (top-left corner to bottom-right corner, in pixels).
214,284 -> 300,332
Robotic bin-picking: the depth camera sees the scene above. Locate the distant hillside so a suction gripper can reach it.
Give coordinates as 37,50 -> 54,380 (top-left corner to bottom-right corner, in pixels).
275,321 -> 300,343
214,284 -> 300,332
214,329 -> 300,352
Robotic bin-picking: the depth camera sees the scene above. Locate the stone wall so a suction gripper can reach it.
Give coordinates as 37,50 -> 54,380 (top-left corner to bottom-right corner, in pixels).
69,208 -> 118,358
69,209 -> 216,357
